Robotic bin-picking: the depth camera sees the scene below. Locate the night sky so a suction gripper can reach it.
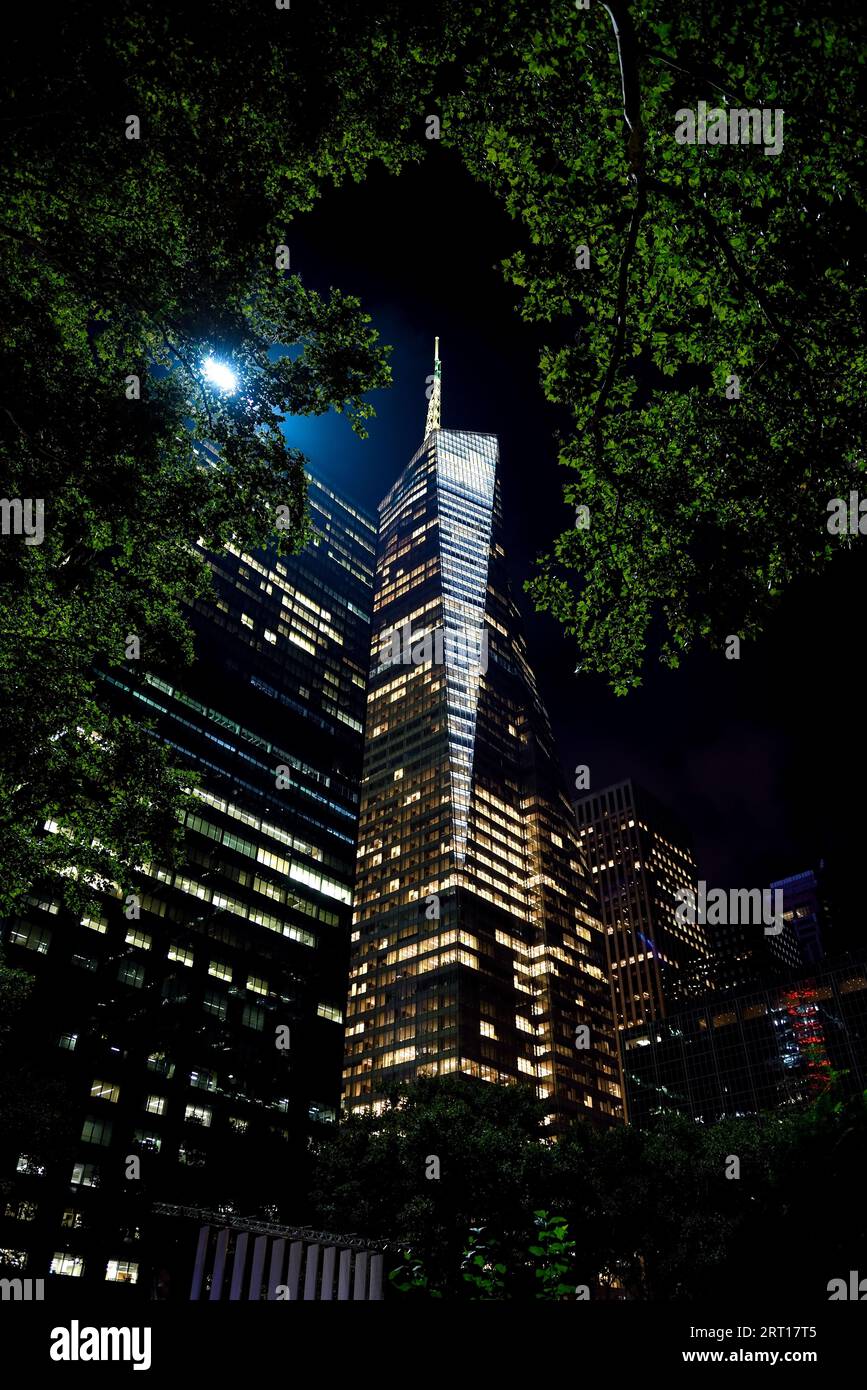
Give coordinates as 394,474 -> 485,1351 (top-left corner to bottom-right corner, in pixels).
282,147 -> 862,947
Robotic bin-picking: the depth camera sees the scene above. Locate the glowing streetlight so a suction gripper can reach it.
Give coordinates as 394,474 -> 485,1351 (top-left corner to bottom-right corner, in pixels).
202,356 -> 238,393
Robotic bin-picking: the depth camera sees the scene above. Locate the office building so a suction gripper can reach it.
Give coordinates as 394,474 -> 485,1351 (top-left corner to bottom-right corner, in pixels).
342,346 -> 620,1126
620,953 -> 867,1126
0,468 -> 375,1296
574,780 -> 708,1028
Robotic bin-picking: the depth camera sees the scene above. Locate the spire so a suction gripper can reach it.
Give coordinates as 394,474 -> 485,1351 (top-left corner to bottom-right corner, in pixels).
424,335 -> 441,438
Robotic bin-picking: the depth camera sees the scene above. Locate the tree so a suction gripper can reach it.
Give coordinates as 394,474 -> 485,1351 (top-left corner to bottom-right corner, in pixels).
0,0 -> 435,910
437,0 -> 866,690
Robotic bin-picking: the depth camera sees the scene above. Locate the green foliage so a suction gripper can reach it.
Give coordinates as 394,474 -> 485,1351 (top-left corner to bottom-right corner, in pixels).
529,1210 -> 576,1300
309,1075 -> 867,1300
434,0 -> 866,690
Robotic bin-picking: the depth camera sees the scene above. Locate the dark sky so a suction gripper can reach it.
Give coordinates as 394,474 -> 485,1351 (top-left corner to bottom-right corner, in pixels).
282,148 -> 862,947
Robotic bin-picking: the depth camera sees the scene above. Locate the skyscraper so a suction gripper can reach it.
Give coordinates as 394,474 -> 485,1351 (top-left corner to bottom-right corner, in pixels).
343,347 -> 620,1126
574,779 -> 708,1028
0,468 -> 375,1295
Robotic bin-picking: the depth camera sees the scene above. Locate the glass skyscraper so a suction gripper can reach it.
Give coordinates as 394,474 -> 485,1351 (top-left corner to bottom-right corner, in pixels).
0,468 -> 375,1295
343,351 -> 620,1126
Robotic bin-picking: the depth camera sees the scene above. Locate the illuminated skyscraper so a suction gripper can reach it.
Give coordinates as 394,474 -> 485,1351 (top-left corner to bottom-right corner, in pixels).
574,780 -> 708,1028
343,347 -> 620,1125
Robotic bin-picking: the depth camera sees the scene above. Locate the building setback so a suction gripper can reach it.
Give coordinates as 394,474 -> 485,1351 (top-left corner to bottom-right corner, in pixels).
0,468 -> 375,1297
343,349 -> 620,1127
574,780 -> 709,1029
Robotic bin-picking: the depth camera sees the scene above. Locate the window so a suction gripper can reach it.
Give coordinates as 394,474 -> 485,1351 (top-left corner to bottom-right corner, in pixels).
203,990 -> 227,1021
60,1209 -> 84,1230
209,960 -> 232,982
133,1130 -> 161,1154
105,1259 -> 139,1284
72,953 -> 98,971
50,1253 -> 84,1278
90,1079 -> 120,1103
56,1032 -> 78,1051
81,1116 -> 113,1147
316,1002 -> 343,1023
144,1095 -> 166,1116
178,1146 -> 206,1167
81,913 -> 107,933
70,1163 -> 100,1187
4,1201 -> 37,1222
10,923 -> 52,953
246,975 -> 268,996
118,961 -> 145,988
168,944 -> 194,968
242,1003 -> 264,1032
0,1249 -> 27,1270
228,1117 -> 248,1134
125,928 -> 152,950
16,1154 -> 45,1177
146,1052 -> 175,1079
189,1069 -> 216,1092
184,1104 -> 212,1128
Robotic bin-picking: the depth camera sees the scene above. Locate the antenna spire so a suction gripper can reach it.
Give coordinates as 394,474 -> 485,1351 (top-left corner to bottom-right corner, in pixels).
425,335 -> 441,437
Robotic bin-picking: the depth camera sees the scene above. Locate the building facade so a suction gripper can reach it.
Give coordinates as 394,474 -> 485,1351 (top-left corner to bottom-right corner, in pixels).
620,954 -> 867,1126
0,469 -> 375,1297
342,354 -> 620,1126
574,780 -> 709,1029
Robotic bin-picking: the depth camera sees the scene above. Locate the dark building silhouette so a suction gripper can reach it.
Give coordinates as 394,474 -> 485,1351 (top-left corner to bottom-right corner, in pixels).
0,468 -> 375,1296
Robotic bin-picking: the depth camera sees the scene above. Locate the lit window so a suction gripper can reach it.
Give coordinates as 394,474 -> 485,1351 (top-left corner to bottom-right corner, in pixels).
70,1163 -> 100,1187
246,975 -> 268,996
50,1253 -> 84,1278
16,1155 -> 45,1177
316,1002 -> 343,1023
146,1052 -> 175,1079
105,1260 -> 139,1284
4,1201 -> 37,1222
9,923 -> 51,953
209,961 -> 232,982
90,1079 -> 120,1103
184,1104 -> 212,1128
144,1095 -> 166,1116
80,913 -> 108,933
125,928 -> 152,950
168,944 -> 194,968
0,1249 -> 27,1270
57,1033 -> 78,1051
133,1130 -> 161,1154
189,1069 -> 217,1092
228,1117 -> 248,1134
264,629 -> 277,644
241,614 -> 254,628
60,1209 -> 83,1230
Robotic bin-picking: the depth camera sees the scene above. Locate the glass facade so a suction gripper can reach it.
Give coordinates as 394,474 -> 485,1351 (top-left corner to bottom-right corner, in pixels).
344,426 -> 620,1125
0,469 -> 375,1291
621,955 -> 867,1125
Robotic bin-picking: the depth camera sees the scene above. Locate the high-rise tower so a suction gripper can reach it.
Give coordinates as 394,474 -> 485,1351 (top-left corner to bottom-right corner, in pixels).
343,348 -> 620,1125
